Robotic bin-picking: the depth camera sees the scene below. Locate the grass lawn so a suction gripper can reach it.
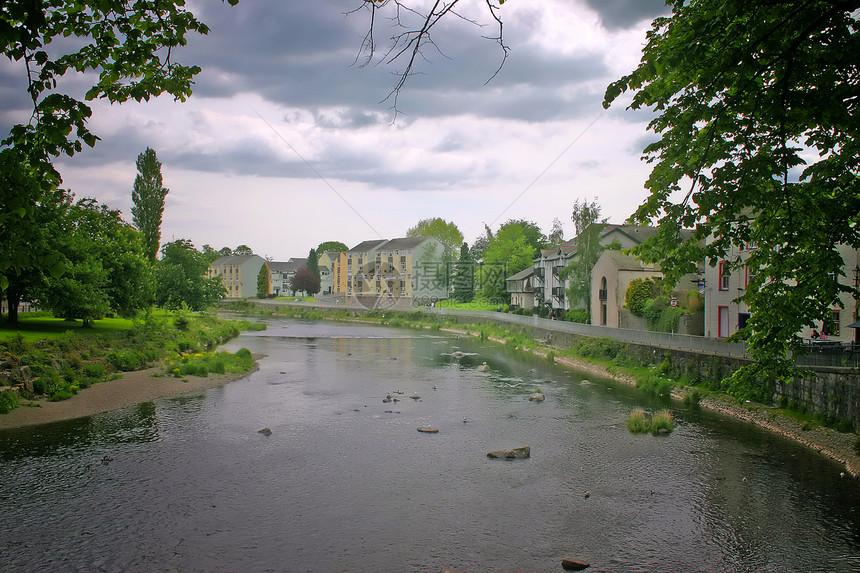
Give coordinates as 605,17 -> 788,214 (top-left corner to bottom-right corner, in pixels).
0,314 -> 135,342
437,298 -> 508,311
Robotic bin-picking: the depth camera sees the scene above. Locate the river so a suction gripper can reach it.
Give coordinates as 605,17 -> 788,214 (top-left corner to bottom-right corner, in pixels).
1,318 -> 858,572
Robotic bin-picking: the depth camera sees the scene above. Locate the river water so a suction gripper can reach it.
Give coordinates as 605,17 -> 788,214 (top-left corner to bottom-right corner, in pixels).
1,318 -> 858,573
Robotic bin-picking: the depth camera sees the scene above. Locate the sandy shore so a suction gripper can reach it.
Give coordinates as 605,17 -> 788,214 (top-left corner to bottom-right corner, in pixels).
444,327 -> 860,477
0,367 -> 255,431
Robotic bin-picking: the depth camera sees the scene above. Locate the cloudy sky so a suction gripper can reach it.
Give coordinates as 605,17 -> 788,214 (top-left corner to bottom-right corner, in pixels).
3,0 -> 670,261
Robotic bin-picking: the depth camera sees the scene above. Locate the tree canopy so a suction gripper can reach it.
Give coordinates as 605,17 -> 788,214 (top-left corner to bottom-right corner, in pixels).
290,267 -> 320,296
1,0 -> 236,309
480,220 -> 545,302
155,239 -> 224,310
604,0 -> 859,377
406,218 -> 465,251
1,1 -> 236,166
316,241 -> 349,255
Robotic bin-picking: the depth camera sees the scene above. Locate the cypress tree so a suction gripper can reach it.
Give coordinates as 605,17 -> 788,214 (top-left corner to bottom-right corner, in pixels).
131,148 -> 169,262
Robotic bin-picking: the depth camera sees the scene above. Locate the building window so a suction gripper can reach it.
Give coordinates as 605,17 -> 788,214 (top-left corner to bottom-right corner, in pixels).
719,261 -> 730,291
824,310 -> 840,336
745,264 -> 758,289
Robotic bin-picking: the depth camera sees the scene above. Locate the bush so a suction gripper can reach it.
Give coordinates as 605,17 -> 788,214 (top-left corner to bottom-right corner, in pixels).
627,409 -> 650,433
49,390 -> 74,401
564,308 -> 589,323
83,362 -> 110,381
683,389 -> 702,410
627,408 -> 674,435
650,410 -> 674,434
637,374 -> 674,401
0,390 -> 20,414
625,277 -> 662,317
107,350 -> 145,371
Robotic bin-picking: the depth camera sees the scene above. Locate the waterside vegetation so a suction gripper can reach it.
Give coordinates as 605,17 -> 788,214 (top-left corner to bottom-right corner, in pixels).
0,310 -> 263,414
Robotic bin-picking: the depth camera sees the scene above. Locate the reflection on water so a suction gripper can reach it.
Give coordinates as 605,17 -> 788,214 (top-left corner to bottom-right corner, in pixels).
1,318 -> 858,573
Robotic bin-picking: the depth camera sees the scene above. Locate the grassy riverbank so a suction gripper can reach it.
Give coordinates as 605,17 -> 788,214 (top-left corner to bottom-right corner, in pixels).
226,301 -> 860,475
0,309 -> 264,416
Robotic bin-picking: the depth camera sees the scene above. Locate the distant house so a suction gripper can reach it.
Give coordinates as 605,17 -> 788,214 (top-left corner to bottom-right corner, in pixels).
533,242 -> 577,313
207,254 -> 266,299
506,267 -> 535,311
529,224 -> 664,315
332,237 -> 448,305
590,250 -> 663,329
316,251 -> 341,296
268,258 -> 308,296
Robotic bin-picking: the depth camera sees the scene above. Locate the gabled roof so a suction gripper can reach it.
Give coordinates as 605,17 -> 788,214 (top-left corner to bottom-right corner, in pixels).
506,266 -> 535,281
210,254 -> 264,266
379,236 -> 437,251
268,258 -> 307,273
347,239 -> 388,254
598,249 -> 660,272
599,224 -> 659,244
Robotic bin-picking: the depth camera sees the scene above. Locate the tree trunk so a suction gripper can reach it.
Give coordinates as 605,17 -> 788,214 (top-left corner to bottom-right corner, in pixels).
6,285 -> 21,325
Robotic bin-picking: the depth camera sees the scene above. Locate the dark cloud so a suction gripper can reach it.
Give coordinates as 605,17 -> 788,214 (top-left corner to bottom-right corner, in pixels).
580,0 -> 670,30
182,2 -> 610,124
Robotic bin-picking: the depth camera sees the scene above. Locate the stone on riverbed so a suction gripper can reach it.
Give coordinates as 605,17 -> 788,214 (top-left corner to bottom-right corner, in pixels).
487,446 -> 530,459
561,558 -> 590,570
417,426 -> 439,433
528,393 -> 545,402
258,427 -> 272,436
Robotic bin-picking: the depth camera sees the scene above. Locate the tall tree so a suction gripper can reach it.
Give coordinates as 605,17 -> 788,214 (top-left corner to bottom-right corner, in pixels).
257,264 -> 270,299
307,248 -> 320,281
290,267 -> 321,296
233,245 -> 254,256
470,224 -> 494,262
570,198 -> 606,238
547,218 -> 565,248
452,243 -> 475,303
604,0 -> 859,378
480,220 -> 544,302
155,240 -> 224,310
406,218 -> 465,251
563,201 -> 606,320
131,147 -> 169,262
37,199 -> 151,325
0,149 -> 71,323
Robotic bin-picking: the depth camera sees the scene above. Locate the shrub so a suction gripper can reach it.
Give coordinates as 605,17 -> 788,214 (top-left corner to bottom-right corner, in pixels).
83,362 -> 110,380
0,390 -> 20,414
651,410 -> 674,434
683,389 -> 702,410
107,350 -> 145,371
637,374 -> 674,401
564,308 -> 589,323
49,390 -> 74,401
625,277 -> 662,317
627,409 -> 650,433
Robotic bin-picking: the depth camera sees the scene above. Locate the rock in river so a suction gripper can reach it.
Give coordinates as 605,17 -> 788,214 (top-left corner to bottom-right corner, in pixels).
487,446 -> 530,459
528,393 -> 545,402
561,558 -> 590,570
417,426 -> 439,433
258,428 -> 273,436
